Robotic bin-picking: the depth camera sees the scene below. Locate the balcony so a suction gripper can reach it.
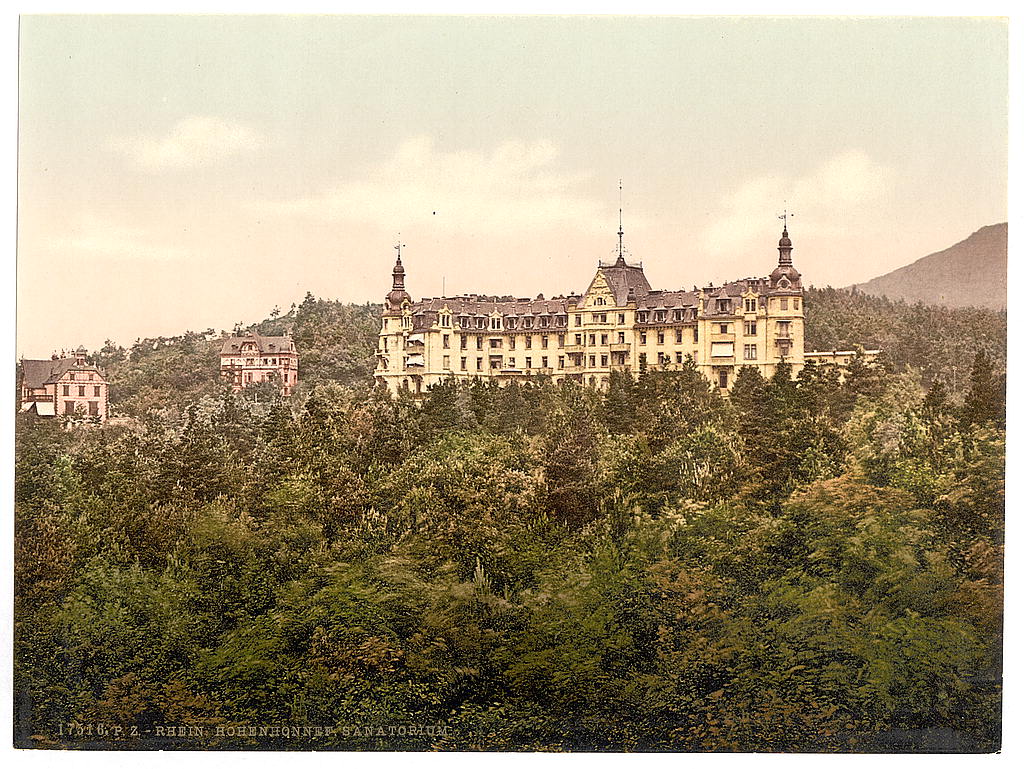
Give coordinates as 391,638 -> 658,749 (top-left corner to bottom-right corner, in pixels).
609,343 -> 631,353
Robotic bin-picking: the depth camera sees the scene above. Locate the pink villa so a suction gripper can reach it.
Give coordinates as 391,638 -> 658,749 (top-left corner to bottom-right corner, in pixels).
219,332 -> 299,395
20,346 -> 110,420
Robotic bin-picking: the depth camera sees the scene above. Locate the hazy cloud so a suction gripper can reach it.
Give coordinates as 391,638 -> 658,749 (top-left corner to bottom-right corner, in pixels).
109,116 -> 265,170
50,214 -> 189,262
251,136 -> 609,235
703,150 -> 894,256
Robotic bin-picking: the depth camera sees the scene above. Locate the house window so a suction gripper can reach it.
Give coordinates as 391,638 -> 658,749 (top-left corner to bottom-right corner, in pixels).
600,355 -> 608,366
589,334 -> 596,345
794,299 -> 800,310
460,335 -> 467,350
541,356 -> 548,368
476,337 -> 484,350
589,355 -> 596,367
62,385 -> 69,396
693,327 -> 699,342
618,332 -> 625,344
675,329 -> 683,344
657,332 -> 665,345
78,386 -> 85,397
640,332 -> 647,345
776,321 -> 791,338
523,318 -> 533,329
654,310 -> 666,322
744,298 -> 757,312
88,401 -> 99,416
716,299 -> 731,313
744,344 -> 757,360
93,386 -> 101,396
618,313 -> 625,324
595,297 -> 605,306
489,338 -> 502,349
542,336 -> 549,349
600,334 -> 608,345
637,311 -> 648,323
443,355 -> 450,369
508,357 -> 516,368
476,357 -> 483,370
718,370 -> 729,389
526,357 -> 532,369
780,298 -> 789,310
639,353 -> 647,366
674,309 -> 683,321
442,315 -> 450,327
558,356 -> 565,369
745,321 -> 757,335
575,334 -> 583,345
719,323 -> 730,334
461,357 -> 467,371
540,316 -> 550,328
443,334 -> 450,348
509,337 -> 516,350
575,314 -> 582,326
558,334 -> 565,347
64,401 -> 76,415
676,352 -> 684,363
526,337 -> 532,349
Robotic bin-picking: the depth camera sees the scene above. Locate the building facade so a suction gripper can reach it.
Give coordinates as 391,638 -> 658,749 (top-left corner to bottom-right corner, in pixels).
220,333 -> 299,395
20,346 -> 110,420
375,225 -> 808,395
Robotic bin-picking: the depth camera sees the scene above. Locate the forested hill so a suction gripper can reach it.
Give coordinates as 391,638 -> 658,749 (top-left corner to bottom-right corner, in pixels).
851,223 -> 1007,310
89,294 -> 381,416
804,286 -> 1006,388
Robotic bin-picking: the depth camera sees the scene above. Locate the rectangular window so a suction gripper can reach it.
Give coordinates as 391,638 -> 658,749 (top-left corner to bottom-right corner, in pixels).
65,401 -> 76,415
589,355 -> 596,367
601,354 -> 608,366
640,332 -> 647,344
93,386 -> 101,396
443,355 -> 450,369
476,337 -> 483,350
637,311 -> 648,323
675,329 -> 682,344
639,353 -> 647,366
542,336 -> 549,348
509,337 -> 516,350
776,321 -> 791,337
526,357 -> 532,369
62,385 -> 69,396
558,334 -> 565,348
575,333 -> 583,345
745,320 -> 757,336
526,337 -> 532,349
600,333 -> 608,345
618,313 -> 625,324
676,352 -> 683,363
489,338 -> 501,349
540,316 -> 550,328
508,357 -> 516,368
794,298 -> 800,310
461,357 -> 467,370
541,356 -> 548,368
719,323 -> 730,334
617,331 -> 625,344
744,344 -> 757,360
674,309 -> 683,321
716,299 -> 731,313
657,332 -> 664,345
781,298 -> 789,310
588,334 -> 596,345
461,335 -> 467,350
558,356 -> 564,369
443,334 -> 450,348
744,298 -> 757,313
654,310 -> 666,322
693,327 -> 699,342
78,386 -> 85,397
718,370 -> 729,389
575,314 -> 582,326
476,357 -> 483,370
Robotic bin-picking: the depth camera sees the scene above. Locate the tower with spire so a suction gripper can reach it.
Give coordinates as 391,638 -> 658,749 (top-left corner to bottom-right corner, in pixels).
386,240 -> 411,311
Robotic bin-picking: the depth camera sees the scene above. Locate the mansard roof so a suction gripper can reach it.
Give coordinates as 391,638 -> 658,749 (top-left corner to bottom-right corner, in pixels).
412,295 -> 579,317
597,262 -> 652,305
220,333 -> 296,356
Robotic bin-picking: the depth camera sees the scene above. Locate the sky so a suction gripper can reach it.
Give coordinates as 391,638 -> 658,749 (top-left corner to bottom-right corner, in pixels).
15,14 -> 1009,359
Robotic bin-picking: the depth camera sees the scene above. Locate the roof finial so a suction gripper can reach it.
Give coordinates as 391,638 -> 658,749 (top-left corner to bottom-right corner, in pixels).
615,179 -> 626,266
778,206 -> 794,234
394,233 -> 405,262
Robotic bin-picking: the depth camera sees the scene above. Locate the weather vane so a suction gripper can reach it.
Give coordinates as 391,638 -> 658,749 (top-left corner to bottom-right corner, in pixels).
395,235 -> 405,259
778,207 -> 795,230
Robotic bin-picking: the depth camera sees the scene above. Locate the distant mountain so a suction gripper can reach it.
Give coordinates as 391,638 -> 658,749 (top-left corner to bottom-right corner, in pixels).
850,223 -> 1007,310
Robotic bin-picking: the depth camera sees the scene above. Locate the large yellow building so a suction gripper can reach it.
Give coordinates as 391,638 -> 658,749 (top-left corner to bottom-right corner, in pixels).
375,224 -> 807,395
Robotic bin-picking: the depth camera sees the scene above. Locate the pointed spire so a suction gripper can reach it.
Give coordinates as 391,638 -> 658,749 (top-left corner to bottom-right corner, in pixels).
615,179 -> 626,267
387,236 -> 411,310
777,210 -> 794,265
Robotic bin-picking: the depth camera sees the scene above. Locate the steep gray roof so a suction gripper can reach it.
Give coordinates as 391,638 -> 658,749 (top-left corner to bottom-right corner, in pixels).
21,357 -> 105,388
598,263 -> 652,305
220,333 -> 296,355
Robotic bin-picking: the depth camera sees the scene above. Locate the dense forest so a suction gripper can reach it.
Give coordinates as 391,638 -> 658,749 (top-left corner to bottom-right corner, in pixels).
14,288 -> 1005,751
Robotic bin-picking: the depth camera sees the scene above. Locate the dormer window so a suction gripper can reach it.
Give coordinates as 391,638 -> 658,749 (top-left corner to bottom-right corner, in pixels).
506,317 -> 518,330
716,299 -> 731,313
744,298 -> 757,313
637,311 -> 648,323
673,309 -> 683,321
523,317 -> 533,329
654,310 -> 667,322
540,316 -> 550,328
